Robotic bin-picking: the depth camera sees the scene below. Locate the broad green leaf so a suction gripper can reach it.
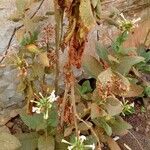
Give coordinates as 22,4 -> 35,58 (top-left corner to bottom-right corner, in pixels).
0,132 -> 21,150
79,0 -> 96,31
91,0 -> 99,8
20,113 -> 44,130
91,103 -> 107,119
122,83 -> 143,97
115,56 -> 145,75
17,132 -> 39,150
48,106 -> 58,127
109,116 -> 132,135
38,135 -> 55,150
83,55 -> 103,77
105,97 -> 123,116
38,52 -> 49,67
93,118 -> 112,136
79,80 -> 93,94
96,42 -> 108,61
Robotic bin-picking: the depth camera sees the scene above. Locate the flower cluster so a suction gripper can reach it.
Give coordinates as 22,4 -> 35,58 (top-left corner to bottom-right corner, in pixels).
62,135 -> 95,150
31,90 -> 58,119
118,13 -> 141,32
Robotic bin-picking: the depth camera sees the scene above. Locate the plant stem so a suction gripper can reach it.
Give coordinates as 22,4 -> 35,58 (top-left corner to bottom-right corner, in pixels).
76,114 -> 101,150
71,83 -> 79,139
60,84 -> 69,126
54,0 -> 63,94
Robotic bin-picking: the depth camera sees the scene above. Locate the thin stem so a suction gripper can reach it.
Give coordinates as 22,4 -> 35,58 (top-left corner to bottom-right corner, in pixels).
71,83 -> 79,139
54,1 -> 63,94
60,84 -> 69,126
76,114 -> 101,150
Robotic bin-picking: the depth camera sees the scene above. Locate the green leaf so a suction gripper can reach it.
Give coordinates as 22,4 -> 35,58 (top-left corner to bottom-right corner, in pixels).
79,80 -> 93,94
0,132 -> 21,150
93,118 -> 112,136
38,135 -> 55,150
16,0 -> 27,14
83,55 -> 103,77
109,116 -> 132,135
20,113 -> 44,130
91,0 -> 99,8
105,97 -> 123,116
96,42 -> 108,61
112,31 -> 128,53
48,106 -> 58,127
17,132 -> 39,150
115,56 -> 145,75
145,86 -> 150,97
122,83 -> 143,97
80,0 -> 96,31
20,31 -> 39,46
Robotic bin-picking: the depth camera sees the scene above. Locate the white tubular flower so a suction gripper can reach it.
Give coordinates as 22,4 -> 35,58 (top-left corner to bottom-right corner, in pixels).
48,90 -> 59,103
130,102 -> 134,107
68,146 -> 74,150
132,17 -> 141,24
61,139 -> 72,145
85,143 -> 95,150
32,106 -> 41,114
79,135 -> 86,143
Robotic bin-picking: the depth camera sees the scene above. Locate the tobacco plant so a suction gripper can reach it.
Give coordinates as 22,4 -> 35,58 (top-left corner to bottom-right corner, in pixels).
1,0 -> 148,150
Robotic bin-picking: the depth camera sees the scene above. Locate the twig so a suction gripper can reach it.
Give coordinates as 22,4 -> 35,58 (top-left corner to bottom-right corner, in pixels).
0,0 -> 45,64
76,114 -> 101,150
144,29 -> 150,46
30,0 -> 45,19
70,83 -> 79,139
128,131 -> 144,150
60,84 -> 69,126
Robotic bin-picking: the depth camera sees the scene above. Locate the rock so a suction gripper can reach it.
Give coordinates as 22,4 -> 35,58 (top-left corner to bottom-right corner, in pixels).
0,125 -> 10,133
6,122 -> 14,128
0,108 -> 22,126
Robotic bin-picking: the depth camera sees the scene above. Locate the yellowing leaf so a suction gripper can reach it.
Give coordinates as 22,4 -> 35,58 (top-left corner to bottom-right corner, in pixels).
79,0 -> 96,31
26,44 -> 39,53
97,68 -> 112,87
122,83 -> 143,97
38,52 -> 49,67
105,97 -> 123,116
0,132 -> 21,150
91,103 -> 107,119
